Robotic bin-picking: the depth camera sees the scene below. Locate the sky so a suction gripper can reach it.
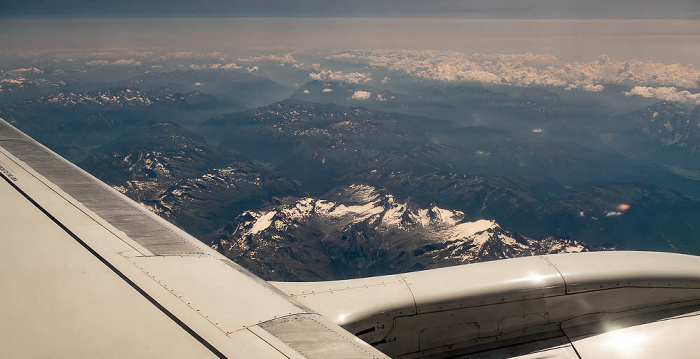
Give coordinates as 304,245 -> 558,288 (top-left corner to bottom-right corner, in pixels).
1,0 -> 699,19
2,18 -> 699,67
1,1 -> 699,72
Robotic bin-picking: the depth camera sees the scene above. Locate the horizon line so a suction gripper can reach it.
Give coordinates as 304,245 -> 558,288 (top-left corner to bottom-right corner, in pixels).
2,15 -> 699,21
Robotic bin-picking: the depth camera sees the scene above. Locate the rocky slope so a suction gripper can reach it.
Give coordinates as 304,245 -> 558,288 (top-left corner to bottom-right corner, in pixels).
79,121 -> 299,240
217,184 -> 596,281
636,102 -> 700,154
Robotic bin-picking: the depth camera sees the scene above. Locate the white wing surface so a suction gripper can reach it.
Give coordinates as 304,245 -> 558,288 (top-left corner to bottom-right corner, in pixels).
0,118 -> 387,358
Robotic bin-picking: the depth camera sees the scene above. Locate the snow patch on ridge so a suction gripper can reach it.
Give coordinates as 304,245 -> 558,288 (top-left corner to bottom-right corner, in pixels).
447,219 -> 497,241
248,211 -> 275,234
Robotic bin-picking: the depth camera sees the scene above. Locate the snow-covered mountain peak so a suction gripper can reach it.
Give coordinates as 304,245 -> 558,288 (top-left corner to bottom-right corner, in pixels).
237,184 -> 475,236
219,184 -> 596,281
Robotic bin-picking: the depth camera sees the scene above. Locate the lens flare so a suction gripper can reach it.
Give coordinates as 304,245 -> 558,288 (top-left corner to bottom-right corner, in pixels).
618,204 -> 631,211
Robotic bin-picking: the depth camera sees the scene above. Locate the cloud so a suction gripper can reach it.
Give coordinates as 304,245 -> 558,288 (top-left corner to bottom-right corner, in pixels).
160,51 -> 195,59
624,86 -> 700,105
351,90 -> 371,100
246,66 -> 259,72
237,53 -> 296,64
309,69 -> 372,84
565,83 -> 605,92
193,82 -> 203,86
92,50 -> 154,59
605,211 -> 623,217
185,63 -> 244,71
322,88 -> 333,93
86,58 -> 141,67
303,89 -> 310,94
6,67 -> 43,75
329,50 -> 700,91
1,78 -> 24,85
85,59 -> 110,66
159,52 -> 226,61
112,58 -> 141,66
217,63 -> 241,70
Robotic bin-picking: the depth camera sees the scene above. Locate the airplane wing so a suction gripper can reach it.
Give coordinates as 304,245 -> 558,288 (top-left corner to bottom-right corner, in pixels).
1,117 -> 700,358
0,118 -> 388,358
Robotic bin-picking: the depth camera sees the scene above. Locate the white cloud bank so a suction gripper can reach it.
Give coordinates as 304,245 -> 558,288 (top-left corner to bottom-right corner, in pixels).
159,52 -> 226,61
184,63 -> 244,71
237,53 -> 297,64
351,91 -> 371,100
624,86 -> 700,105
86,58 -> 142,67
329,50 -> 700,93
309,69 -> 372,84
211,63 -> 241,70
7,67 -> 43,75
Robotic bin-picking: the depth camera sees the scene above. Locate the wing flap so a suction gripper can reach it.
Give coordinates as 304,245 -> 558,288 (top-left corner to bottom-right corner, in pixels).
0,163 -> 226,359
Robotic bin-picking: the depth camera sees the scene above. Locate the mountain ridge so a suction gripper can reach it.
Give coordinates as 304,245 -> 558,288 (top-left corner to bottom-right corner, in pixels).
217,184 -> 598,281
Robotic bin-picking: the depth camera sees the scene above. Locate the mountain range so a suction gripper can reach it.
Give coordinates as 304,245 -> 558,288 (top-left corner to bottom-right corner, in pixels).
218,184 -> 597,281
2,66 -> 699,281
